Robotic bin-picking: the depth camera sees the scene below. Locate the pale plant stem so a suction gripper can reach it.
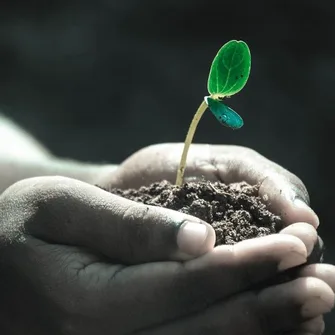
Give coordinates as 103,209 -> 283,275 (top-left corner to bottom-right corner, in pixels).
175,99 -> 208,186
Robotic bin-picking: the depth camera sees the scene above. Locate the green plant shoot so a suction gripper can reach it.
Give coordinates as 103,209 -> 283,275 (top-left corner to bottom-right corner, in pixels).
175,40 -> 251,186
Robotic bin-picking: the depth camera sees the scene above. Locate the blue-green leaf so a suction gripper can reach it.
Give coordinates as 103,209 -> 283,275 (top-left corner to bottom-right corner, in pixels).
205,96 -> 244,129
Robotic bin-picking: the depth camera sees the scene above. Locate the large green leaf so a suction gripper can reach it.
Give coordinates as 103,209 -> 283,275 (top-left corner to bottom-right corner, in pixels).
207,40 -> 251,98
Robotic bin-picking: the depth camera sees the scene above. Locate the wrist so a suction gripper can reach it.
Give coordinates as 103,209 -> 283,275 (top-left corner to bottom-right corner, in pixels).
0,156 -> 118,194
50,157 -> 118,185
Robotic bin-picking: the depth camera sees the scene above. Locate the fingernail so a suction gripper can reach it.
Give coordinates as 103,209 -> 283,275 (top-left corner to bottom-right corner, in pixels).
278,251 -> 306,271
301,298 -> 333,318
294,198 -> 320,228
177,221 -> 211,256
307,235 -> 325,264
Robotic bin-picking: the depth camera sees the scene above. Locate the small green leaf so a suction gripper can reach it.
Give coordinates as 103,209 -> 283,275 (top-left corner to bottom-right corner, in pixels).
207,40 -> 251,98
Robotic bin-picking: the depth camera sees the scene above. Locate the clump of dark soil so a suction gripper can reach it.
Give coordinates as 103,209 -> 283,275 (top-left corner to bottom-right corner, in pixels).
101,179 -> 323,285
107,179 -> 283,245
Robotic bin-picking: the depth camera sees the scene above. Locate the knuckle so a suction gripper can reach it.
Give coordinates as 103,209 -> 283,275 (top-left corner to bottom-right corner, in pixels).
0,176 -> 75,238
121,202 -> 150,231
232,145 -> 258,157
288,174 -> 310,204
230,146 -> 310,203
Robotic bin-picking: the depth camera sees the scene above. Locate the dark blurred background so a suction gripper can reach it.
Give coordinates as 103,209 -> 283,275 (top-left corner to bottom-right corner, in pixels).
0,0 -> 334,332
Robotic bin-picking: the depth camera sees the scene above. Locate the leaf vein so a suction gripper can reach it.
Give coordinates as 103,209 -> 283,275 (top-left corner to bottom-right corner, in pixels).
220,45 -> 238,93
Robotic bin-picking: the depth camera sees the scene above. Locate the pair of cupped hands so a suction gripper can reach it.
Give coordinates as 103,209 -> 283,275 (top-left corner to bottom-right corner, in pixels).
0,143 -> 334,335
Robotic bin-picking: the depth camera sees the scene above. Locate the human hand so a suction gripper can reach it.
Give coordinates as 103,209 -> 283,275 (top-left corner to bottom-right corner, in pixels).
0,176 -> 333,334
100,143 -> 319,228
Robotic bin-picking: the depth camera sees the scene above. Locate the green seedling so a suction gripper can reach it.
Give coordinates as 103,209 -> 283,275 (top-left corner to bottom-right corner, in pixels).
175,40 -> 251,186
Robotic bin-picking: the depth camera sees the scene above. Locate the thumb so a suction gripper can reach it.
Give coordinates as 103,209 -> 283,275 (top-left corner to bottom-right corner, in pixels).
258,173 -> 319,228
7,176 -> 215,264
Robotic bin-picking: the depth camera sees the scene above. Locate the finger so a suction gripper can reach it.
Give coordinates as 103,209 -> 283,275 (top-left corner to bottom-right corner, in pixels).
135,278 -> 333,335
2,176 -> 216,264
268,317 -> 325,335
258,174 -> 319,228
11,231 -> 308,333
251,228 -> 328,290
280,223 -> 324,265
307,236 -> 325,264
91,234 -> 308,331
280,222 -> 317,256
3,238 -> 325,335
296,316 -> 325,334
298,264 -> 335,292
179,144 -> 319,228
204,144 -> 319,228
258,277 -> 333,332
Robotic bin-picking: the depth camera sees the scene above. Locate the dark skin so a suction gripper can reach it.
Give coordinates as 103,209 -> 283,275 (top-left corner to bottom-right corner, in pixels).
0,142 -> 334,335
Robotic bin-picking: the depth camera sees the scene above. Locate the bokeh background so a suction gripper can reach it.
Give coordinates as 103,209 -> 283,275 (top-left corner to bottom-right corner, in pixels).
1,0 -> 335,332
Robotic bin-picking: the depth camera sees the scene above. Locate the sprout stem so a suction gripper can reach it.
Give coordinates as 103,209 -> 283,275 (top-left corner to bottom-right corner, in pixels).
175,99 -> 208,186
